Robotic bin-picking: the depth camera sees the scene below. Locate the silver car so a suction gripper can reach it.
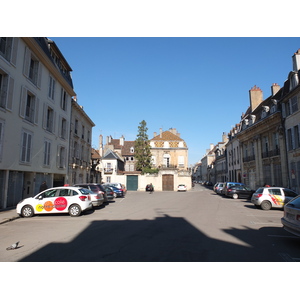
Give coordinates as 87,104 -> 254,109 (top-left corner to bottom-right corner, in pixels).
281,195 -> 300,236
251,187 -> 298,210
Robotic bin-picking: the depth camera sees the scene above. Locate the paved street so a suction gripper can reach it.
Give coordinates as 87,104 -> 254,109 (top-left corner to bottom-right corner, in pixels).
1,184 -> 300,262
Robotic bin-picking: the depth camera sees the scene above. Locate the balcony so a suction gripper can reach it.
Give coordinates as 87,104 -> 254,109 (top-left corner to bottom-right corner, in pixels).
243,155 -> 255,162
262,148 -> 280,158
104,168 -> 114,174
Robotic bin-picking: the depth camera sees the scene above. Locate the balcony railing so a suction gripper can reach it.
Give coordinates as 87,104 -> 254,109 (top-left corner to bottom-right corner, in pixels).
104,168 -> 114,174
243,155 -> 255,162
262,148 -> 280,158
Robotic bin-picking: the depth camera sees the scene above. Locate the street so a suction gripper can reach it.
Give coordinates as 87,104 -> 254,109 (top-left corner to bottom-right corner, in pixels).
1,184 -> 300,262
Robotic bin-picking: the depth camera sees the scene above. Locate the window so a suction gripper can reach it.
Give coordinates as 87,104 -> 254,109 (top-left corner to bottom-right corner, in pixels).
20,87 -> 39,124
23,47 -> 41,87
287,128 -> 294,151
60,117 -> 67,139
57,146 -> 66,168
130,146 -> 134,153
48,75 -> 55,100
20,130 -> 33,163
0,69 -> 14,110
82,125 -> 85,139
0,120 -> 4,160
43,139 -> 51,166
60,88 -> 67,111
0,37 -> 12,61
291,96 -> 298,114
45,106 -> 54,132
75,119 -> 78,135
294,125 -> 300,149
178,156 -> 184,167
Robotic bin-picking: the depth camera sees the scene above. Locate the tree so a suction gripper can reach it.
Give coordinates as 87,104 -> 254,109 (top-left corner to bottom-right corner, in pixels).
134,120 -> 152,172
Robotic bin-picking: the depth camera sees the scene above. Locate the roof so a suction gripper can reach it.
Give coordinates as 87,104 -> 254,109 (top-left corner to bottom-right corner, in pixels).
151,130 -> 184,141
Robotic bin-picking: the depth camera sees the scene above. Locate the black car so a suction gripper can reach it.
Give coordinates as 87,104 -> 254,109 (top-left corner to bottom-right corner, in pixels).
222,182 -> 245,196
226,185 -> 255,199
103,186 -> 114,200
103,184 -> 124,198
146,184 -> 154,192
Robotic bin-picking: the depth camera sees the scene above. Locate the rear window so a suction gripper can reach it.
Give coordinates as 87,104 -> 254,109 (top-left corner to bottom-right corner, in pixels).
255,188 -> 263,193
89,186 -> 100,193
283,189 -> 298,198
287,196 -> 300,208
79,188 -> 93,195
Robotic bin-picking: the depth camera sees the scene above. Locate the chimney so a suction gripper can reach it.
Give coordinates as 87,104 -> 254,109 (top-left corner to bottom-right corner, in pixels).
160,128 -> 162,138
120,135 -> 124,146
249,85 -> 263,112
153,132 -> 157,137
271,83 -> 280,96
99,134 -> 103,156
292,49 -> 300,71
222,132 -> 228,143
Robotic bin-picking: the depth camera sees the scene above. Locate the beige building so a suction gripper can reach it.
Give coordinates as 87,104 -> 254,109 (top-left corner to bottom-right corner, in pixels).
68,97 -> 95,185
150,128 -> 190,191
280,49 -> 300,193
0,37 -> 75,209
236,84 -> 287,189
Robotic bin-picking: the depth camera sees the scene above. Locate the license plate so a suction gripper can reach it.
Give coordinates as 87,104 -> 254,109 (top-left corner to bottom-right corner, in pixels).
286,212 -> 295,220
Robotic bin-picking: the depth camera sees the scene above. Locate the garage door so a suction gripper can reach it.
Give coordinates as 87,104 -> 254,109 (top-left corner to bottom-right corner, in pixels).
162,174 -> 174,191
127,175 -> 138,191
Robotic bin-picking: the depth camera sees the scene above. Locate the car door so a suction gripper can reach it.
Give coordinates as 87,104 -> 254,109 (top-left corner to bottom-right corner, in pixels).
268,188 -> 284,207
35,188 -> 58,214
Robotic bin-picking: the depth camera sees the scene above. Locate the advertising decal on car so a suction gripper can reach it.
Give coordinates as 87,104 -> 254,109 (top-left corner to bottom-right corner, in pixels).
36,197 -> 68,212
269,194 -> 284,206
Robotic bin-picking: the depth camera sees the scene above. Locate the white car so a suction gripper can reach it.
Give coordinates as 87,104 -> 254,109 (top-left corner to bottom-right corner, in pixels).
177,184 -> 187,192
251,186 -> 298,210
16,186 -> 94,217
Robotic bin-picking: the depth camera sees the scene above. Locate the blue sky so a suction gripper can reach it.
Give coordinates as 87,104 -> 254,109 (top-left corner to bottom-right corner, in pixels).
51,37 -> 300,165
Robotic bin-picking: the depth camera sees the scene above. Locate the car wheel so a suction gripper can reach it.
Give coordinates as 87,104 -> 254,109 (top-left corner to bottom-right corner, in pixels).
69,204 -> 81,217
114,192 -> 117,198
21,205 -> 34,218
260,200 -> 272,210
232,193 -> 239,199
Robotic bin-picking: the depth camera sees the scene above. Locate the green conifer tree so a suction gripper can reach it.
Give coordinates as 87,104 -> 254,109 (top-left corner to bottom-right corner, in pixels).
134,120 -> 152,172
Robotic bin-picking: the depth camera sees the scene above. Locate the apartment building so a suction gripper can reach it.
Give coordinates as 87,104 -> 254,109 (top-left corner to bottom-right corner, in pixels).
68,97 -> 95,185
0,37 -> 75,209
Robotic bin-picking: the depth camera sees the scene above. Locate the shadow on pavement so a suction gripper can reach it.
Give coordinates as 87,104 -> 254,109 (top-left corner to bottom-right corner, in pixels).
18,214 -> 299,262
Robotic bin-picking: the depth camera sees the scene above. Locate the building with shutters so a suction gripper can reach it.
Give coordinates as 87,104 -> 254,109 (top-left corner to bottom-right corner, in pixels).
0,37 -> 75,209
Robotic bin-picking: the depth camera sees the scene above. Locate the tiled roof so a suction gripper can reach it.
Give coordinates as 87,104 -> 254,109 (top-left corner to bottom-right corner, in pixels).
121,141 -> 135,156
151,130 -> 183,141
91,148 -> 101,159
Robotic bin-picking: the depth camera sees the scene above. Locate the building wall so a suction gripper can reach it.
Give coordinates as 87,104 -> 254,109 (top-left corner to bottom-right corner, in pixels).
0,37 -> 75,208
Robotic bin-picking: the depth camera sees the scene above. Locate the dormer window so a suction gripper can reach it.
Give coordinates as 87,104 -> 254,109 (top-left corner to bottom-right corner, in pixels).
130,146 -> 134,153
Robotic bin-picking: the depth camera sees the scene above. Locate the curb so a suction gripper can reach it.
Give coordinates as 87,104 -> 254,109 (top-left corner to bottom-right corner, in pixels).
0,215 -> 20,225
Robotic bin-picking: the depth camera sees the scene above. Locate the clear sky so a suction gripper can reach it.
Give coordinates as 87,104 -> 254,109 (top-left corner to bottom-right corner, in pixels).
51,37 -> 300,165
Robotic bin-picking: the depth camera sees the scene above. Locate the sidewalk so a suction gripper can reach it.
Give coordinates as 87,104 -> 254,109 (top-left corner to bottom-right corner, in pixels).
0,207 -> 20,225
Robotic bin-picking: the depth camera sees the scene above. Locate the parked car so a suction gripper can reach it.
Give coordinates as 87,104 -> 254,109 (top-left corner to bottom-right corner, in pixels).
281,195 -> 300,237
214,182 -> 224,194
146,184 -> 154,192
226,185 -> 255,199
103,186 -> 114,200
74,183 -> 107,203
177,184 -> 187,192
16,186 -> 94,218
251,187 -> 298,210
108,183 -> 127,195
103,184 -> 125,198
222,182 -> 245,196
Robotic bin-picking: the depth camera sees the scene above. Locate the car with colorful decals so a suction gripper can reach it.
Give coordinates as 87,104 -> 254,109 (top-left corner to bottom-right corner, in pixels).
251,187 -> 298,210
16,186 -> 94,217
